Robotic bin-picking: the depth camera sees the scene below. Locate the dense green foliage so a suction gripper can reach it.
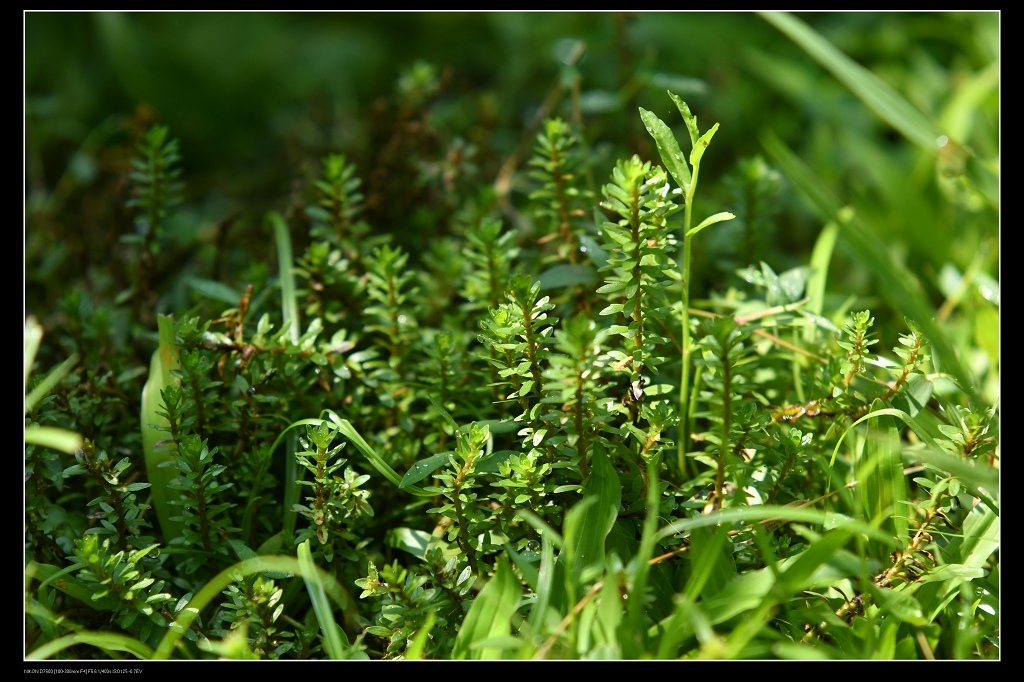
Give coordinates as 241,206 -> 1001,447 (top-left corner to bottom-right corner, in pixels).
25,12 -> 998,661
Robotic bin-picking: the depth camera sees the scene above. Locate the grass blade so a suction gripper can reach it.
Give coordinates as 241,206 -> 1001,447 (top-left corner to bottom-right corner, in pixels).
563,443 -> 620,585
760,11 -> 942,151
297,539 -> 351,659
451,555 -> 521,659
24,315 -> 44,388
26,630 -> 155,661
154,553 -> 356,659
268,210 -> 301,537
24,425 -> 83,455
623,455 -> 662,655
858,403 -> 909,550
327,413 -> 435,497
268,211 -> 299,344
405,610 -> 436,660
140,313 -> 183,541
25,353 -> 79,415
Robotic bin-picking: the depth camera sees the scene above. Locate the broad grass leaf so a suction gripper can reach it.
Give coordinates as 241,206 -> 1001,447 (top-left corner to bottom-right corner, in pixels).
563,443 -> 621,585
592,578 -> 623,657
140,314 -> 183,541
685,524 -> 734,601
185,276 -> 240,305
772,642 -> 835,660
777,527 -> 853,594
916,502 -> 998,623
858,404 -> 908,549
452,556 -> 521,660
915,564 -> 987,585
803,216 -> 842,341
384,527 -> 432,560
869,584 -> 926,626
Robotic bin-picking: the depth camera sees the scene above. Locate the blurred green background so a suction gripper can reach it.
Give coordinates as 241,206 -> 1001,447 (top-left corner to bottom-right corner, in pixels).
24,11 -> 999,399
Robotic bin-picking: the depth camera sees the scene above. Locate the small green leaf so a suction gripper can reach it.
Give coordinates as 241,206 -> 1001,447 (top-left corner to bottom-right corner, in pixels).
690,122 -> 720,168
639,106 -> 691,191
686,211 -> 735,238
400,453 -> 450,488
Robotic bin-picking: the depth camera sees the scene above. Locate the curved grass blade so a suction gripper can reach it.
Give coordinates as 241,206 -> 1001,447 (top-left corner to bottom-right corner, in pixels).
25,352 -> 79,414
26,628 -> 155,661
297,539 -> 353,660
154,553 -> 357,659
326,412 -> 435,497
451,555 -> 521,660
24,425 -> 83,455
405,610 -> 436,660
686,211 -> 735,238
25,316 -> 83,454
760,11 -> 942,152
656,504 -> 893,547
24,315 -> 44,388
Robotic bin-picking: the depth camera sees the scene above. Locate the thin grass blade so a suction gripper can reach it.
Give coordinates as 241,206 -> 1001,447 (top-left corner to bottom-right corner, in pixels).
760,11 -> 942,151
297,539 -> 351,659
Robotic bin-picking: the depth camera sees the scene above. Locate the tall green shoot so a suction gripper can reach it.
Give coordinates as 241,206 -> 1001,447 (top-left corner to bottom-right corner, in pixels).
640,92 -> 735,477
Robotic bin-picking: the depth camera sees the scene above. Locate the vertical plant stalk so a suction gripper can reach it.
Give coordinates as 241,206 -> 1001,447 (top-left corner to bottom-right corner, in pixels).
450,466 -> 479,576
714,339 -> 732,510
572,362 -> 589,480
269,211 -> 301,345
678,186 -> 696,477
640,94 -> 733,480
269,211 -> 301,537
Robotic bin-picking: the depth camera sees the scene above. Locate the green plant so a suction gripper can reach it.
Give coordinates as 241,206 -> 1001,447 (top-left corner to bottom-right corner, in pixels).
25,12 -> 997,662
